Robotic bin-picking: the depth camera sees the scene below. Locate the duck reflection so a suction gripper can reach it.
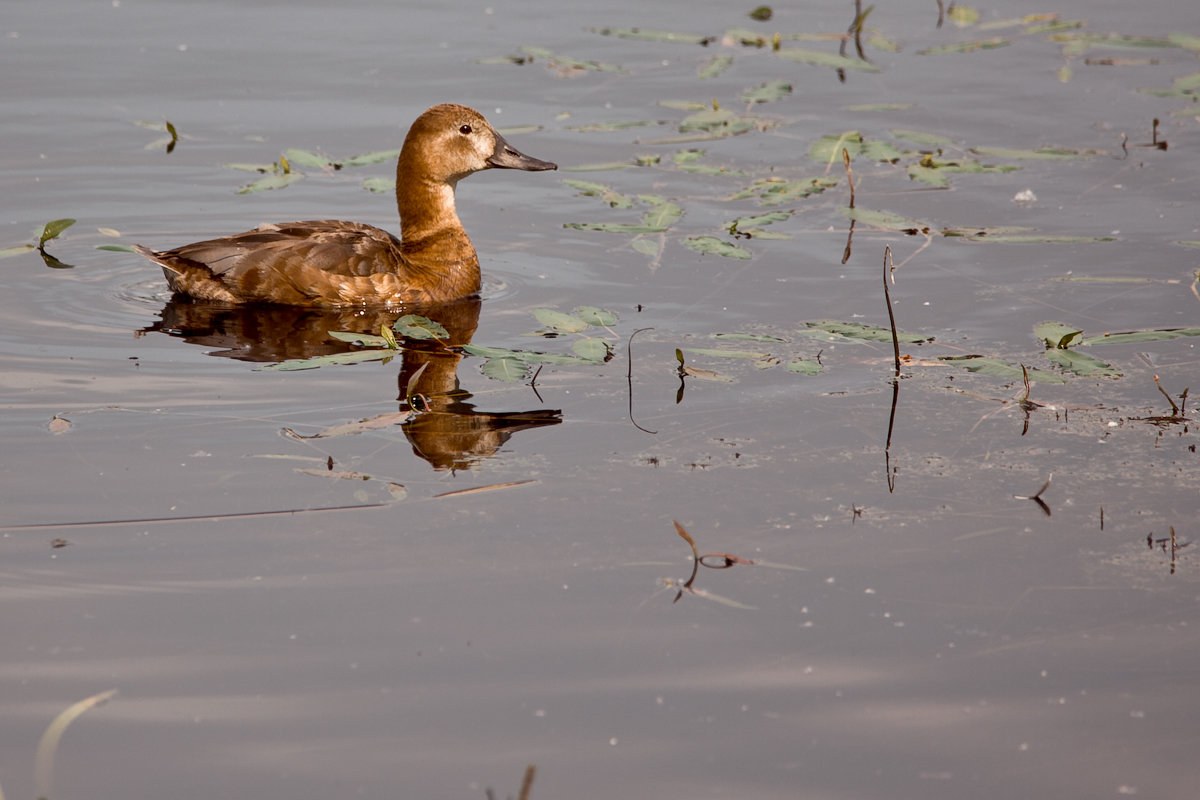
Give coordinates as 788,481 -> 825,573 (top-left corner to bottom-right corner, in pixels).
142,296 -> 561,470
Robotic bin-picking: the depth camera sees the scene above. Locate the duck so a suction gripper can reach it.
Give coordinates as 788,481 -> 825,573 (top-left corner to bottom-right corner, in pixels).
134,103 -> 557,306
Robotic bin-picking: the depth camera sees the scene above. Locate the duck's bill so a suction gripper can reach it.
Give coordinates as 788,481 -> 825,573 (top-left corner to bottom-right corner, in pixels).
487,134 -> 557,171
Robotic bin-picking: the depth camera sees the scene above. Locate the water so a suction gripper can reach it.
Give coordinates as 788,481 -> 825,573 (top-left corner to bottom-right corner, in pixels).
3,1 -> 1198,798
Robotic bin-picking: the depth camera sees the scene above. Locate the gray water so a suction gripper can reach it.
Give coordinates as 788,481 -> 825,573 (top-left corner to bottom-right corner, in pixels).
3,1 -> 1199,798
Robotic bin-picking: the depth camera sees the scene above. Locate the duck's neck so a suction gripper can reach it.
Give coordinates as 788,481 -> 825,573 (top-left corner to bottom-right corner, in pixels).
396,164 -> 479,265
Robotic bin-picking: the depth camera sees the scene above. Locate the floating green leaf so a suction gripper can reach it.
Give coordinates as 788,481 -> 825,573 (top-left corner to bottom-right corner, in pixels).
970,145 -> 1092,160
809,131 -> 864,161
38,218 -> 76,249
574,306 -> 620,326
847,102 -> 916,111
237,173 -> 304,194
714,332 -> 788,343
565,221 -> 667,234
519,45 -> 623,74
889,129 -> 955,147
839,207 -> 930,233
687,347 -> 770,359
786,359 -> 823,374
283,149 -> 335,169
907,164 -> 949,187
1167,33 -> 1200,51
0,244 -> 35,259
1081,328 -> 1200,346
807,320 -> 932,344
564,179 -> 635,208
748,6 -> 772,22
1034,321 -> 1083,349
341,149 -> 402,167
259,350 -> 397,371
567,119 -> 661,132
776,47 -> 881,72
223,162 -> 278,173
940,355 -> 1067,383
684,236 -> 752,259
917,38 -> 1011,55
328,330 -> 392,348
698,55 -> 734,79
727,176 -> 839,206
393,314 -> 448,340
481,357 -> 528,382
363,177 -> 395,193
534,308 -> 589,333
572,338 -> 611,361
641,200 -> 684,230
681,365 -> 735,382
742,80 -> 792,103
946,5 -> 980,26
462,344 -> 597,367
95,243 -> 135,252
1044,349 -> 1121,377
728,211 -> 790,231
591,27 -> 713,45
967,234 -> 1116,244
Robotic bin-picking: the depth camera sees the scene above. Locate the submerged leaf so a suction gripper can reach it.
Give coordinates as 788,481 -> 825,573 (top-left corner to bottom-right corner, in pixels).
684,236 -> 752,259
698,54 -> 735,79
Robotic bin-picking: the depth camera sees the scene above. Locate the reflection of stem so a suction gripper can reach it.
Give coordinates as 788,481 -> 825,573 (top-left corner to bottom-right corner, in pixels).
35,689 -> 118,800
673,520 -> 701,602
843,147 -> 855,208
883,246 -> 901,377
885,377 -> 900,493
627,328 -> 657,434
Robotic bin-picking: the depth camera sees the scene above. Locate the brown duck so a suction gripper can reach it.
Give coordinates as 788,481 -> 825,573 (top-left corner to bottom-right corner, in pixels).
135,104 -> 556,306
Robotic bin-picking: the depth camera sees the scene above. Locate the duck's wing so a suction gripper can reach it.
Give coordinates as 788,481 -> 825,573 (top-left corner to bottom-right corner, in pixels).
136,221 -> 407,304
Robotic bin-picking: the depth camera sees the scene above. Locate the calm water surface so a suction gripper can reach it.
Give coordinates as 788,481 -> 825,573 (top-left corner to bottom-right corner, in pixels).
3,1 -> 1198,798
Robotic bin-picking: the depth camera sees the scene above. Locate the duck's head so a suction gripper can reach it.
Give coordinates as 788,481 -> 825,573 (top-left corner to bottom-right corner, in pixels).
401,103 -> 557,186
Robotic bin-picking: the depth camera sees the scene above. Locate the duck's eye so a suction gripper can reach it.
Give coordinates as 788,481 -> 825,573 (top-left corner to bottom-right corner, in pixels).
459,124 -> 473,135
